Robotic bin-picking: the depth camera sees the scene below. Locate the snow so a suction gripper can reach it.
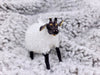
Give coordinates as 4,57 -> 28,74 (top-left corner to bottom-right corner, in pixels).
0,0 -> 100,75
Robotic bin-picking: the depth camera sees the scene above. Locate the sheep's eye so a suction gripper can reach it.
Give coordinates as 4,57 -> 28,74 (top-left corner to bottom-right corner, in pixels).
49,23 -> 53,26
55,23 -> 57,26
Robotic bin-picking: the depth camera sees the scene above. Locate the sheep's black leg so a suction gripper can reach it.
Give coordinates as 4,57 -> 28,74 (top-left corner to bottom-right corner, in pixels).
29,51 -> 34,60
56,47 -> 62,62
43,54 -> 50,70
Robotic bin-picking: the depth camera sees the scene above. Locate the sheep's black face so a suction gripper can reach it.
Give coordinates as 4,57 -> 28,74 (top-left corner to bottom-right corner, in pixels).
47,25 -> 59,35
46,18 -> 63,36
46,23 -> 59,35
40,18 -> 64,36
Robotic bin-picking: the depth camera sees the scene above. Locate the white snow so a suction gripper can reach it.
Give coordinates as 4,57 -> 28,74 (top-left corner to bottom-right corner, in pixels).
0,0 -> 100,75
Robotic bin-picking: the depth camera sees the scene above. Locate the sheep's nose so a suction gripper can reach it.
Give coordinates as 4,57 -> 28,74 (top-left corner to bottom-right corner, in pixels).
54,30 -> 59,34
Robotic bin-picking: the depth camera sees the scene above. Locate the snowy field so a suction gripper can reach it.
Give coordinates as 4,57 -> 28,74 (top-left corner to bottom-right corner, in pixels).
0,0 -> 100,75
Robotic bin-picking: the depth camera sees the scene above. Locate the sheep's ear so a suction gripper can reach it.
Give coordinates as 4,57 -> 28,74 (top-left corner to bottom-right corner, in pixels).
54,18 -> 57,23
59,20 -> 64,26
49,18 -> 52,23
40,25 -> 46,31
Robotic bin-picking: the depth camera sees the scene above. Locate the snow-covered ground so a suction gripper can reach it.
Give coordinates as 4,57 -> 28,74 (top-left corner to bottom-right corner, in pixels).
0,0 -> 100,75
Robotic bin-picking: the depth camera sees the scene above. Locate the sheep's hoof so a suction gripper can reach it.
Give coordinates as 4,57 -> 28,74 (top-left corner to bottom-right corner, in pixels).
29,51 -> 34,60
47,66 -> 50,70
59,60 -> 62,62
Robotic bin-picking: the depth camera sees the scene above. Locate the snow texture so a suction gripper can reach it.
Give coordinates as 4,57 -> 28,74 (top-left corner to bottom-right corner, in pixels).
0,0 -> 100,75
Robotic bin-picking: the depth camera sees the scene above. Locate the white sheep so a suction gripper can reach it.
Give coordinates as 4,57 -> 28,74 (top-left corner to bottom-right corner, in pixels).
25,18 -> 64,70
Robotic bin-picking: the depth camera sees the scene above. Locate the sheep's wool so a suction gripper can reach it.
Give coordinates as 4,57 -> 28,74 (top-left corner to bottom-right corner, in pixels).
25,20 -> 59,54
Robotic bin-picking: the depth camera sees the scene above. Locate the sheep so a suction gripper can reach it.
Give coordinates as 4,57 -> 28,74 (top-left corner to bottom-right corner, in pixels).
25,18 -> 64,70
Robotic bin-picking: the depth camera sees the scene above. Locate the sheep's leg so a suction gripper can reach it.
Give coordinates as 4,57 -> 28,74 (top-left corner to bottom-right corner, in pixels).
56,47 -> 62,62
29,51 -> 34,60
43,54 -> 50,70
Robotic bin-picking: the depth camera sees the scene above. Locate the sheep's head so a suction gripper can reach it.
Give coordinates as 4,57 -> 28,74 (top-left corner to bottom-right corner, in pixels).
40,18 -> 64,36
